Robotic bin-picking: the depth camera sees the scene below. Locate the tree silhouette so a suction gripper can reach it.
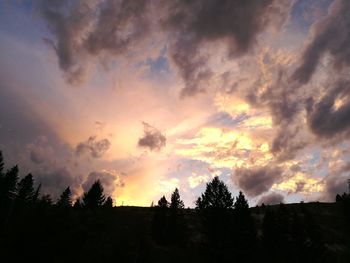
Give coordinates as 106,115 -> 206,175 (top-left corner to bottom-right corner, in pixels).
103,196 -> 113,208
16,173 -> 34,206
32,183 -> 41,204
56,187 -> 72,207
195,176 -> 233,209
0,165 -> 19,209
0,151 -> 4,174
232,191 -> 256,261
157,195 -> 169,208
38,194 -> 52,207
82,180 -> 106,208
234,191 -> 249,214
336,193 -> 342,202
73,198 -> 82,209
170,188 -> 184,210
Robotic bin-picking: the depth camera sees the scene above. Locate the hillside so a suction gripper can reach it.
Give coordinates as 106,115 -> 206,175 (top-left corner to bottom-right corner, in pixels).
1,202 -> 349,263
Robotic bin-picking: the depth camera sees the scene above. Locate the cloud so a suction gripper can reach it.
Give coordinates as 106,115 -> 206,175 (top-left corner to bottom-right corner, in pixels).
306,80 -> 350,138
293,0 -> 350,84
188,174 -> 209,189
38,0 -> 151,84
36,166 -> 83,199
257,192 -> 284,205
164,0 -> 293,96
138,122 -> 166,151
233,165 -> 283,197
82,170 -> 125,198
26,136 -> 54,164
38,0 -> 293,96
76,136 -> 111,158
323,174 -> 349,201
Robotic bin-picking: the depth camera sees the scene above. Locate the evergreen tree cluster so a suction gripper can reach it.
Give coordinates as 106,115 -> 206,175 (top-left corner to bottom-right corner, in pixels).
1,151 -> 349,262
0,150 -> 114,225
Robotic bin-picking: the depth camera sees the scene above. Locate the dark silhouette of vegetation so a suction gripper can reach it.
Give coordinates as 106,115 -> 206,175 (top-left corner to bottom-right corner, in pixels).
157,195 -> 169,208
0,150 -> 350,263
195,176 -> 233,209
82,180 -> 106,208
56,187 -> 72,207
16,173 -> 35,206
170,188 -> 184,210
103,196 -> 113,208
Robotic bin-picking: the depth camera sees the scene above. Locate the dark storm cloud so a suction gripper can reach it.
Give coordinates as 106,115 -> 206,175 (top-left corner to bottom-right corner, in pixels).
323,174 -> 349,201
76,136 -> 111,158
84,0 -> 150,55
233,166 -> 283,197
138,122 -> 166,151
293,0 -> 350,84
38,0 -> 151,84
36,166 -> 83,199
164,0 -> 292,96
83,170 -> 125,197
38,0 -> 292,96
257,192 -> 284,205
271,123 -> 306,161
38,0 -> 92,84
306,80 -> 350,138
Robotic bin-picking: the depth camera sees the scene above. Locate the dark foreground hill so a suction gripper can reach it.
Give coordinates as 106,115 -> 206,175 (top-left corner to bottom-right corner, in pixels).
1,202 -> 349,263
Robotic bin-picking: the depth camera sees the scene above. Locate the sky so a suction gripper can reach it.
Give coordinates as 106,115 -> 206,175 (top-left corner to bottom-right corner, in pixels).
0,0 -> 350,207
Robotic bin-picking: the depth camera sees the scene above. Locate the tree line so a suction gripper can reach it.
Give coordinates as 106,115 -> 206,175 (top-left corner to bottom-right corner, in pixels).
1,150 -> 349,262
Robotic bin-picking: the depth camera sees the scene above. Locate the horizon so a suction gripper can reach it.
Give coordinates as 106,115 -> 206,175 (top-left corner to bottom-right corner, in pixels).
1,0 -> 350,207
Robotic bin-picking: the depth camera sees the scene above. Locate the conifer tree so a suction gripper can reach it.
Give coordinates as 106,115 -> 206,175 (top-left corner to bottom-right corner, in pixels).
56,187 -> 72,207
16,173 -> 34,205
157,195 -> 169,208
170,188 -> 184,209
0,165 -> 19,205
73,198 -> 82,209
234,191 -> 249,214
0,151 -> 4,175
103,196 -> 113,208
195,176 -> 233,209
82,180 -> 106,208
33,183 -> 41,204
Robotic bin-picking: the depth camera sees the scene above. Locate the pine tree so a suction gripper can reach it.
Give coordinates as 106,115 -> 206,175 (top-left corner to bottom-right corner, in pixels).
82,180 -> 106,208
73,198 -> 82,209
56,187 -> 72,207
33,183 -> 41,204
157,195 -> 169,208
16,173 -> 34,205
39,194 -> 52,206
195,176 -> 233,209
103,196 -> 113,208
234,191 -> 249,214
170,188 -> 184,209
0,151 -> 4,175
1,165 -> 19,203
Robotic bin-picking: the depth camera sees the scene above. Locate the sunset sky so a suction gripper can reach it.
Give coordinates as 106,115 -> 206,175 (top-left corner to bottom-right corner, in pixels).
1,0 -> 350,207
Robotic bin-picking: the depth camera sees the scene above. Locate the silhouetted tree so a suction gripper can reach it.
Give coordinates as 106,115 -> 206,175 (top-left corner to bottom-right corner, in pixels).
73,198 -> 82,209
336,193 -> 342,202
157,195 -> 169,208
38,194 -> 52,207
0,151 -> 4,175
233,191 -> 257,261
195,176 -> 233,209
0,165 -> 19,209
103,196 -> 113,208
82,180 -> 106,208
32,183 -> 41,204
16,173 -> 34,206
170,188 -> 184,210
56,187 -> 72,207
234,191 -> 249,213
